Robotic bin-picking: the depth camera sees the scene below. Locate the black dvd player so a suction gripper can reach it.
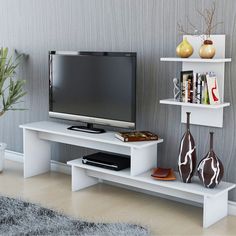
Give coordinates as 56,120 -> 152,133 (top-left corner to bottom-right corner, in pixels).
82,152 -> 130,171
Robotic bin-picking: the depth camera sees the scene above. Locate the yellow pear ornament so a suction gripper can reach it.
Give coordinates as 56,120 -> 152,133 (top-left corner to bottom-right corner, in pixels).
176,37 -> 194,58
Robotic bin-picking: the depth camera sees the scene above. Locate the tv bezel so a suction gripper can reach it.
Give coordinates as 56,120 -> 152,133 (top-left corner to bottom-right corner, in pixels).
48,51 -> 136,129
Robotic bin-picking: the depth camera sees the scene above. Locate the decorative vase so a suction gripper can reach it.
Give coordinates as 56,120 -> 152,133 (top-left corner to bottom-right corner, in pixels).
199,39 -> 216,59
197,132 -> 224,188
178,112 -> 197,183
176,37 -> 194,58
0,143 -> 7,172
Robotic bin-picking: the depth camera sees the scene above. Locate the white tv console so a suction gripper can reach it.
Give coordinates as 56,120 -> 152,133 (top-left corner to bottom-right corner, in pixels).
20,121 -> 235,228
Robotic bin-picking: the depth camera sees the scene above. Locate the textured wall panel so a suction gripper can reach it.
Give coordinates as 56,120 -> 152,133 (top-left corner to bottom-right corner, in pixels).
0,0 -> 235,200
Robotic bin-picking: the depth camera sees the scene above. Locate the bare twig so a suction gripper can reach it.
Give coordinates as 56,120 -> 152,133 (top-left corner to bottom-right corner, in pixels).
177,1 -> 222,39
177,22 -> 193,35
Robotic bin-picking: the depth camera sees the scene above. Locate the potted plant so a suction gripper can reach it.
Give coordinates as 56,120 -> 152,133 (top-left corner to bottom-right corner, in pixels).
0,47 -> 26,172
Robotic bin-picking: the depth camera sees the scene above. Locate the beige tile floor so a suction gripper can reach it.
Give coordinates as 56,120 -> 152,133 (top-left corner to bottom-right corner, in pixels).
0,160 -> 235,236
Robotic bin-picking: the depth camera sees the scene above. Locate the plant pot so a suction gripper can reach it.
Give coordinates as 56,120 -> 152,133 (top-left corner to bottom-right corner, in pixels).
176,37 -> 194,58
0,143 -> 7,172
199,39 -> 216,59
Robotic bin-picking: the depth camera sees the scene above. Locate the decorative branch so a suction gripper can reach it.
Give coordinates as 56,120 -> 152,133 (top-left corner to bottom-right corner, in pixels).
177,1 -> 223,40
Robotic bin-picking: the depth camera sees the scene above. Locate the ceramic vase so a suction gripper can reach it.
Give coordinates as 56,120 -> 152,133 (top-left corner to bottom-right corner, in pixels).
176,37 -> 194,58
178,112 -> 197,183
0,143 -> 7,172
199,39 -> 216,59
197,132 -> 224,188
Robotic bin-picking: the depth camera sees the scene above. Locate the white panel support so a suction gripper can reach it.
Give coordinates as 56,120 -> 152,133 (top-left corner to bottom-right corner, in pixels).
182,35 -> 227,127
71,166 -> 98,191
182,35 -> 226,58
130,145 -> 157,176
23,129 -> 51,178
181,107 -> 224,128
203,192 -> 228,228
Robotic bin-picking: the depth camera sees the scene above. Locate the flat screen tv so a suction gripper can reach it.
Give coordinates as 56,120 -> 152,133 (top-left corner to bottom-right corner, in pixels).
49,51 -> 136,133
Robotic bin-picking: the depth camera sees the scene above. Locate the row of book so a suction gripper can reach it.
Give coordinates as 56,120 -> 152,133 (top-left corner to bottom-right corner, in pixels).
180,70 -> 220,105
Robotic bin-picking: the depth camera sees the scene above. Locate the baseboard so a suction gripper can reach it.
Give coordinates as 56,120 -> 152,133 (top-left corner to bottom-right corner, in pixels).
4,150 -> 236,216
228,201 -> 236,215
5,150 -> 24,163
50,160 -> 71,175
5,150 -> 71,175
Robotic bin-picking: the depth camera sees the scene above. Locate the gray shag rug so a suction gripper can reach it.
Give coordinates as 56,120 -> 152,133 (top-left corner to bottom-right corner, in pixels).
0,196 -> 149,236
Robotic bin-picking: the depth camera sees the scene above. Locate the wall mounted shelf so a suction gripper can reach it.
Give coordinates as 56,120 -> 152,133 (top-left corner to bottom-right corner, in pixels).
160,35 -> 231,128
160,57 -> 231,63
160,99 -> 230,109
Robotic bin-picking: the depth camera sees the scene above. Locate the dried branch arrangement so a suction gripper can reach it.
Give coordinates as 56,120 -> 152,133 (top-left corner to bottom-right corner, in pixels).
178,2 -> 223,40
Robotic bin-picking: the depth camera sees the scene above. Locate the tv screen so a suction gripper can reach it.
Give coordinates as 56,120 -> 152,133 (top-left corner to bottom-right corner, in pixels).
49,51 -> 136,129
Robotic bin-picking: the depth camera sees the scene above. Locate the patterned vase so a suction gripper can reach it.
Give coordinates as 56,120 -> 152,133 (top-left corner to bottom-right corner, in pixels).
178,112 -> 197,183
197,132 -> 224,188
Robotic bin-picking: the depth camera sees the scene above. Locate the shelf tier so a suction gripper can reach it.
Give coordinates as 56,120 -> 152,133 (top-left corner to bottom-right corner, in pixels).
160,57 -> 232,63
67,158 -> 235,198
68,157 -> 236,228
20,121 -> 164,149
160,98 -> 230,109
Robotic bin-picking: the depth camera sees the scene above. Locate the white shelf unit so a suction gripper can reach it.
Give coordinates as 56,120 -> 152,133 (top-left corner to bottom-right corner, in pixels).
20,121 -> 235,228
160,35 -> 231,127
20,121 -> 163,178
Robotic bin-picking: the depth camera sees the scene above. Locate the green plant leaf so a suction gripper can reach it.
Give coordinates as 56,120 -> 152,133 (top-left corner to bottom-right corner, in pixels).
0,48 -> 27,115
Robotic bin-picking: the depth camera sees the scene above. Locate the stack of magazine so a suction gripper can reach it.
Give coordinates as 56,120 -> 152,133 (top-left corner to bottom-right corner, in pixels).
180,70 -> 220,105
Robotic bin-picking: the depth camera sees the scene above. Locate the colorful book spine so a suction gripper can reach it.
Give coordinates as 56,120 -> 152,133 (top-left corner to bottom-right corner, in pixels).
179,71 -> 220,105
196,73 -> 202,104
187,75 -> 193,103
192,73 -> 197,103
201,74 -> 210,104
206,73 -> 220,104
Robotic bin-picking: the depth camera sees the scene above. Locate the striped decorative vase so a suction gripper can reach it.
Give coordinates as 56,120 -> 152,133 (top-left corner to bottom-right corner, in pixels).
197,132 -> 224,188
178,112 -> 197,183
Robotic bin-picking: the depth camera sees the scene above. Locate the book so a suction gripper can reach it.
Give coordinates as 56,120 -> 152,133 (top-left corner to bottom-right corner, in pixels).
206,73 -> 220,104
187,74 -> 193,103
196,73 -> 202,104
180,71 -> 193,103
192,73 -> 197,103
115,131 -> 159,142
179,70 -> 220,105
201,74 -> 210,104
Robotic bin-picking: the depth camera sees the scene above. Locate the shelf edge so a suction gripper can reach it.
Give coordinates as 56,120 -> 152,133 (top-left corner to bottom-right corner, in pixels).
159,99 -> 230,109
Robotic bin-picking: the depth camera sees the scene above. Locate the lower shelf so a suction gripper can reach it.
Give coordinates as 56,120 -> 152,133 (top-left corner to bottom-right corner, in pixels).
160,98 -> 230,109
67,158 -> 235,198
68,158 -> 236,228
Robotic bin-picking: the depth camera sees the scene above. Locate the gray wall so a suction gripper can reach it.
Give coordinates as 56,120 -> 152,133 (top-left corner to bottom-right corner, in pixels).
0,0 -> 236,200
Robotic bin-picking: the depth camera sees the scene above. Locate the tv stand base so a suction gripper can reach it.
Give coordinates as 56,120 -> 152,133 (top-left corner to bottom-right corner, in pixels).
68,123 -> 105,134
20,121 -> 235,229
